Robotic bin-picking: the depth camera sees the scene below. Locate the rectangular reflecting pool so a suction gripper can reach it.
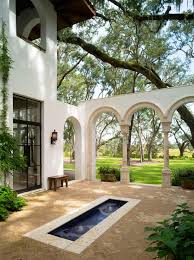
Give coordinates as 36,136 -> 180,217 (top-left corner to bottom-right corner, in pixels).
24,196 -> 140,254
49,199 -> 127,241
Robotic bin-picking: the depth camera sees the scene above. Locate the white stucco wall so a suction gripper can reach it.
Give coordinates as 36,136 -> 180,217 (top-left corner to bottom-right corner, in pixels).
3,0 -> 58,190
42,101 -> 86,189
9,0 -> 57,102
81,85 -> 194,124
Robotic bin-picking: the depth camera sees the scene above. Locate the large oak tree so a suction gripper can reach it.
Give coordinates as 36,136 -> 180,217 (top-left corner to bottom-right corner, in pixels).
58,0 -> 194,148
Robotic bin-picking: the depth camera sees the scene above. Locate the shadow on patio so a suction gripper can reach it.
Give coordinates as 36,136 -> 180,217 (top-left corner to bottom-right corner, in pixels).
0,181 -> 193,260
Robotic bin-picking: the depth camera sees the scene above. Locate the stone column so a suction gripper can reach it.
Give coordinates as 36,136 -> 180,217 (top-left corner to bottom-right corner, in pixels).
120,124 -> 130,184
162,122 -> 171,187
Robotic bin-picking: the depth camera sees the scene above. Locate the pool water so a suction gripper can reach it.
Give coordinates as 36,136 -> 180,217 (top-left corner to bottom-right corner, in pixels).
49,199 -> 127,241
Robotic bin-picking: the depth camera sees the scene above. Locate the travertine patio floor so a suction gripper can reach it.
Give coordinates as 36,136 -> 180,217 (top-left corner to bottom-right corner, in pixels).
0,181 -> 194,260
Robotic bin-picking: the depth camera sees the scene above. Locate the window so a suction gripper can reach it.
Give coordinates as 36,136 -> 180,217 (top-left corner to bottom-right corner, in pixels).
13,95 -> 42,193
16,0 -> 45,51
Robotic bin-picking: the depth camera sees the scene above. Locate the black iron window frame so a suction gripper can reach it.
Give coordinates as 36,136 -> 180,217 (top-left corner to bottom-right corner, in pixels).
13,94 -> 42,193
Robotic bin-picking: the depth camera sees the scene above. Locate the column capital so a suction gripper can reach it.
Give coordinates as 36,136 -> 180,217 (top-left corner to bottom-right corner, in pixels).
161,122 -> 171,133
120,124 -> 130,136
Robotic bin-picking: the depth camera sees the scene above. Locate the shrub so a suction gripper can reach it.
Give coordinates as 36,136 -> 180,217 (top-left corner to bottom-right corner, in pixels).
0,205 -> 9,221
145,203 -> 194,259
0,185 -> 26,221
99,166 -> 119,181
172,168 -> 194,186
0,131 -> 26,184
99,166 -> 134,182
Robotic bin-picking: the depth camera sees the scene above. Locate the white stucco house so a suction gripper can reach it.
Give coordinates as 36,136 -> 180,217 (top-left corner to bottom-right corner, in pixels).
1,0 -> 194,193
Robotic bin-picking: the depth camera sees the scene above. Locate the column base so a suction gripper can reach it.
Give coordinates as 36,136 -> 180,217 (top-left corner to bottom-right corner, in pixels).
120,166 -> 129,184
162,168 -> 171,188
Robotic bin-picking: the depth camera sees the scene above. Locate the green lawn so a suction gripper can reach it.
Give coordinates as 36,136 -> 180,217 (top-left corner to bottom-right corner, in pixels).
64,156 -> 194,185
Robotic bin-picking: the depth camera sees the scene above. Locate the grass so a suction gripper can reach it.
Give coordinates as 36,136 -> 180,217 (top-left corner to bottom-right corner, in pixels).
64,156 -> 194,185
64,163 -> 75,170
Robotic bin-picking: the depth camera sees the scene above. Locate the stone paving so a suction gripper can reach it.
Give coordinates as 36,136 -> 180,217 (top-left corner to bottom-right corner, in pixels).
0,181 -> 194,260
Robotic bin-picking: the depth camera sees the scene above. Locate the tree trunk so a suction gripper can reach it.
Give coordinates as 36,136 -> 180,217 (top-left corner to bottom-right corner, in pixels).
139,141 -> 144,162
177,106 -> 194,148
127,115 -> 134,165
4,172 -> 6,186
179,141 -> 188,157
127,72 -> 137,165
179,147 -> 184,157
147,145 -> 153,161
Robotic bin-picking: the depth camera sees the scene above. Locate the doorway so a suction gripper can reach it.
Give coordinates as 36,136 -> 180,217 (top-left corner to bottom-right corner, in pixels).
13,95 -> 41,192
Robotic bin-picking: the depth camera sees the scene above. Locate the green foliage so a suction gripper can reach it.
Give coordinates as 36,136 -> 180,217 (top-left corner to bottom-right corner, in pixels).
0,186 -> 26,221
98,165 -> 135,182
0,22 -> 25,184
172,168 -> 194,186
59,1 -> 194,159
0,131 -> 26,183
0,22 -> 13,130
99,166 -> 120,181
145,203 -> 194,259
0,205 -> 9,221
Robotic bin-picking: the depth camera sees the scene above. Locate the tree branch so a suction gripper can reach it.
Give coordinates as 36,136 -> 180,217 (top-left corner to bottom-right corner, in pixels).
97,133 -> 120,149
96,12 -> 110,22
59,33 -> 194,148
61,34 -> 167,89
135,13 -> 194,21
106,0 -> 194,22
57,53 -> 88,89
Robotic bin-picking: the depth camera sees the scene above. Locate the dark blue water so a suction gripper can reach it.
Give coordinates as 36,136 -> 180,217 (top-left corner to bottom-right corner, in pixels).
49,199 -> 127,241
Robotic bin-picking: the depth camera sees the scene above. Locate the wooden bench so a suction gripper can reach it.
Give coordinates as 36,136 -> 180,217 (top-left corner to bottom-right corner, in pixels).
48,175 -> 69,191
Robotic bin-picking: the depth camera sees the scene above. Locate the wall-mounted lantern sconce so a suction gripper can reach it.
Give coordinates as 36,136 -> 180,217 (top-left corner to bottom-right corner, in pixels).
51,130 -> 58,144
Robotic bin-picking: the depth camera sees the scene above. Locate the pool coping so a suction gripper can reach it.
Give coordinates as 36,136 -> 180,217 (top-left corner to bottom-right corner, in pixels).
24,195 -> 140,254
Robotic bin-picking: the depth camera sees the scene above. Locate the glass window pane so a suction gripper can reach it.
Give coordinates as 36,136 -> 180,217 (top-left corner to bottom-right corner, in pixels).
13,97 -> 27,121
27,100 -> 40,122
13,170 -> 27,191
13,123 -> 28,144
28,166 -> 41,187
28,125 -> 41,145
29,145 -> 40,166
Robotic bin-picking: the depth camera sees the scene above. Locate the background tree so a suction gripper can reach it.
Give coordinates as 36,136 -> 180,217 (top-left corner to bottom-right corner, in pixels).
57,0 -> 194,161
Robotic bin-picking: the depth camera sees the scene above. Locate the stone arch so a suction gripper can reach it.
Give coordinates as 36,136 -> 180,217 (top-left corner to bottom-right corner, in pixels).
23,18 -> 40,39
123,102 -> 165,124
166,96 -> 194,122
88,106 -> 122,125
64,116 -> 82,180
86,106 -> 121,181
17,7 -> 40,37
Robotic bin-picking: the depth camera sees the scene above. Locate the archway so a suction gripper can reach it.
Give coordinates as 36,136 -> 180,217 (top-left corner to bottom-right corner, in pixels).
63,117 -> 82,180
86,107 -> 121,181
123,105 -> 163,185
96,112 -> 121,178
168,100 -> 194,186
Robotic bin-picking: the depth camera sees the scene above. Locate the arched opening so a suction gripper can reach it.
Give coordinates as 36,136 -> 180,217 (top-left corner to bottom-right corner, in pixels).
63,117 -> 82,180
125,107 -> 163,185
16,0 -> 45,49
169,101 -> 194,187
87,107 -> 121,181
96,112 -> 121,179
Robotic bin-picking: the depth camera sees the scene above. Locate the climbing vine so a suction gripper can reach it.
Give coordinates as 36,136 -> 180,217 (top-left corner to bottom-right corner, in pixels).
0,21 -> 12,130
0,22 -> 25,185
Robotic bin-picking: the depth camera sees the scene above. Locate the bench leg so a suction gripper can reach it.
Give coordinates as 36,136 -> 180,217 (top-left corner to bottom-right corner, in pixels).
49,179 -> 52,190
61,180 -> 63,187
65,179 -> 68,188
54,179 -> 57,191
